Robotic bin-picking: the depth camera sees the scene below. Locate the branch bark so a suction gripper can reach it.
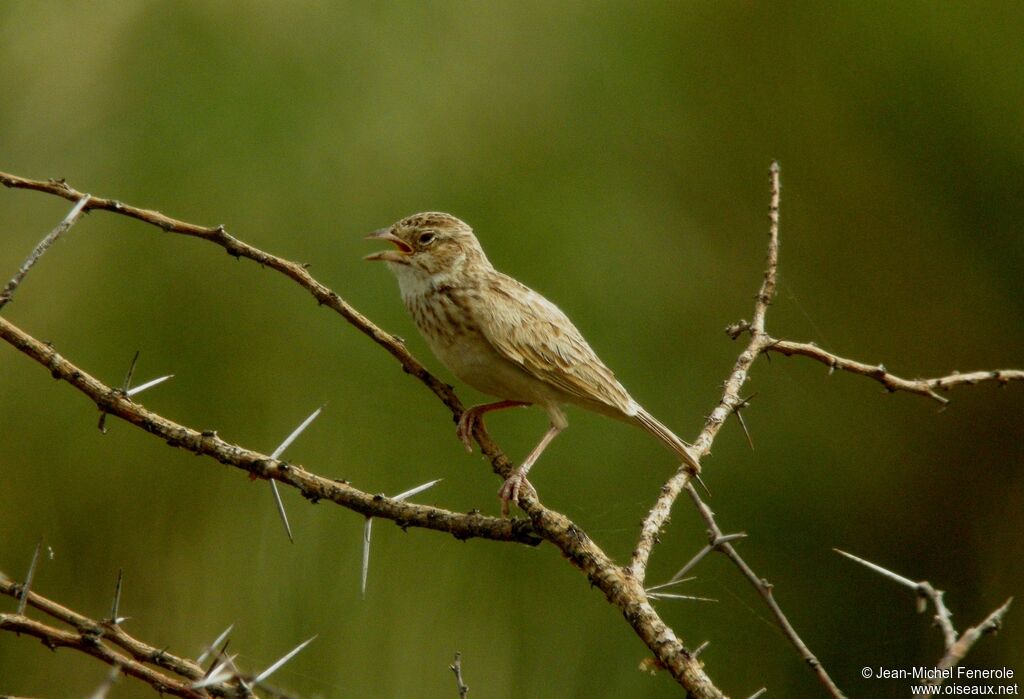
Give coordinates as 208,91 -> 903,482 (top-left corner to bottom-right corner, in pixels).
0,572 -> 309,698
0,613 -> 209,699
685,486 -> 844,698
3,166 -> 1018,697
1,574 -> 210,690
834,549 -> 1014,689
631,162 -> 782,580
756,337 -> 1023,404
0,171 -> 723,696
0,314 -> 539,547
932,598 -> 1013,680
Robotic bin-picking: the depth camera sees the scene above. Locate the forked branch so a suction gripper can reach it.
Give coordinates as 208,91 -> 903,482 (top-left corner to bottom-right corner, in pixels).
1,571 -> 310,698
631,163 -> 844,698
0,171 -> 463,416
0,171 -> 723,696
1,573 -> 227,697
835,549 -> 1013,687
686,486 -> 844,698
631,162 -> 782,581
3,165 -> 1018,698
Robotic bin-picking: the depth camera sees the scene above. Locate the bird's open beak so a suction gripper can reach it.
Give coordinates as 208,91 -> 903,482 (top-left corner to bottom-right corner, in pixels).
364,228 -> 412,263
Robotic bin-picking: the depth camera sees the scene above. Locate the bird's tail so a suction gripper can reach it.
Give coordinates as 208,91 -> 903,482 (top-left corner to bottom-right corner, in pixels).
634,407 -> 702,475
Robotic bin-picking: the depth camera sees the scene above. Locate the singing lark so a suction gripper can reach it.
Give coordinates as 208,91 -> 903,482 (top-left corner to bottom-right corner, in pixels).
366,212 -> 700,513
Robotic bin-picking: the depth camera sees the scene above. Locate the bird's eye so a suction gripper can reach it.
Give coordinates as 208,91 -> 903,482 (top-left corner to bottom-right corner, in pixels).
418,231 -> 436,245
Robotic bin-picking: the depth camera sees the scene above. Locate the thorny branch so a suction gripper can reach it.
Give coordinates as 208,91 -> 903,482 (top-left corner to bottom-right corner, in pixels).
0,613 -> 206,698
0,314 -> 537,548
934,600 -> 1014,681
2,165 -> 1018,697
0,171 -> 722,696
685,486 -> 844,698
1,573 -> 228,698
1,572 -> 307,698
631,162 -> 782,581
0,314 -> 723,697
834,549 -> 1013,688
747,337 -> 1023,404
631,162 -> 844,699
0,193 -> 90,310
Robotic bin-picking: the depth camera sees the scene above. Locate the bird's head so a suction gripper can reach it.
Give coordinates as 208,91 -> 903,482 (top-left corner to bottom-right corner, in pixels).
365,212 -> 490,284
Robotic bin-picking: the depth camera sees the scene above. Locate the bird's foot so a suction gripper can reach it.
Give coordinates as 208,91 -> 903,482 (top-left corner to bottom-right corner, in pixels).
456,408 -> 482,452
457,400 -> 531,453
498,471 -> 534,516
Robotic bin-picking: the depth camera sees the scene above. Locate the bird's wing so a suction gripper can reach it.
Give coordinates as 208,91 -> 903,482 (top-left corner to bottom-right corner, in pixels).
471,273 -> 636,415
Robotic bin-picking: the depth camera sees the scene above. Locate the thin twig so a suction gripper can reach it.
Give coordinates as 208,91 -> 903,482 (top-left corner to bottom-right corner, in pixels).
759,338 -> 1022,404
933,598 -> 1012,678
631,162 -> 783,582
0,171 -> 727,696
687,485 -> 845,698
0,314 -> 539,547
449,652 -> 469,698
753,160 -> 781,335
0,193 -> 90,310
1,573 -> 214,689
0,614 -> 209,698
835,548 -> 1013,687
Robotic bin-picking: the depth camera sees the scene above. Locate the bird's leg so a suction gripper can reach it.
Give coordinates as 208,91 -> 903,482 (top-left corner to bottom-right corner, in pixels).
499,421 -> 564,516
456,400 -> 530,452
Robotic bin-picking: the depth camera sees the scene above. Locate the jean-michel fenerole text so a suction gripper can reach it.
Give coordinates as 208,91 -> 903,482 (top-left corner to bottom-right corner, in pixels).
874,666 -> 1014,681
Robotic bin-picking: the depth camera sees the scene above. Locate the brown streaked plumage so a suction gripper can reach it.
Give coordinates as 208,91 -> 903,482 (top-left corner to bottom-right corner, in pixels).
365,212 -> 700,514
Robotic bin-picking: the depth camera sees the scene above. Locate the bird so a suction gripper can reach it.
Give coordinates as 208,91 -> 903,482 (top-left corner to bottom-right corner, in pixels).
365,212 -> 701,514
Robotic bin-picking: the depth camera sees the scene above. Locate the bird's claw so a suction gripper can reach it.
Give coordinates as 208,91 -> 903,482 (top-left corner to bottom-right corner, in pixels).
498,472 -> 534,516
456,410 -> 478,452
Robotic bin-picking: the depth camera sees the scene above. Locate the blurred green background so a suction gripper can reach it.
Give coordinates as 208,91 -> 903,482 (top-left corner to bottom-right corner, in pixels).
1,2 -> 1022,697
